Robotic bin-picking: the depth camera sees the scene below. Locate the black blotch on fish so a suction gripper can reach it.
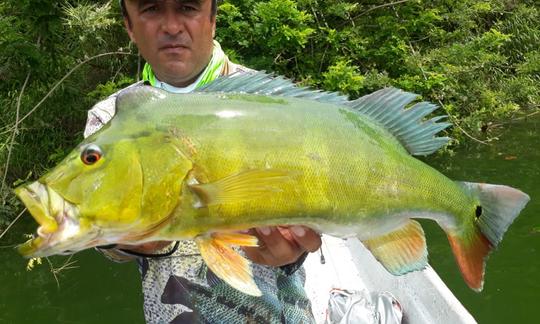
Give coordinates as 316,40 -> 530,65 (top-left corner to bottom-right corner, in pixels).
475,206 -> 483,218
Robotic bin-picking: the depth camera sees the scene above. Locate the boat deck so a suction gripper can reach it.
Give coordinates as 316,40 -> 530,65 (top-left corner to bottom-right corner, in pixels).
304,235 -> 477,324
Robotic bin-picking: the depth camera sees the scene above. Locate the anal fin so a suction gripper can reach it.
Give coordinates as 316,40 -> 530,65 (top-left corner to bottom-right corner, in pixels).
362,220 -> 428,275
195,232 -> 261,296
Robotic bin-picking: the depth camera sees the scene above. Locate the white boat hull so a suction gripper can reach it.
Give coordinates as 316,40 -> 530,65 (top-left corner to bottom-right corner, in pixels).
304,235 -> 477,324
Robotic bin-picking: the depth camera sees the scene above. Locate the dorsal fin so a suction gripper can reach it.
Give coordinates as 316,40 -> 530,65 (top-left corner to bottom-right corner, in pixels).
346,88 -> 451,155
197,71 -> 348,104
199,72 -> 451,155
115,85 -> 167,115
197,72 -> 451,155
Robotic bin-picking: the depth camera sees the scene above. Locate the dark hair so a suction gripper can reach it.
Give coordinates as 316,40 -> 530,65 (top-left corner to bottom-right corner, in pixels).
120,0 -> 218,18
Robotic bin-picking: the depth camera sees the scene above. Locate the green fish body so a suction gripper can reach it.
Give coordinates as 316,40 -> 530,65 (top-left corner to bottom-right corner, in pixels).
15,73 -> 529,296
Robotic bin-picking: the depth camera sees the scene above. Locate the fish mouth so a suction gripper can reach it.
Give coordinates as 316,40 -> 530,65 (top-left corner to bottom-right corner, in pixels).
14,182 -> 80,257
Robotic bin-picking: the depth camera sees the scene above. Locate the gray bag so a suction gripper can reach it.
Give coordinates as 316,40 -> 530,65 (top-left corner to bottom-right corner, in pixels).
326,289 -> 403,324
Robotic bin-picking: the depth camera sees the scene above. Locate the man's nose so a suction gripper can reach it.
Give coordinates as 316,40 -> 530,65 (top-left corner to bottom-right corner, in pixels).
161,7 -> 183,35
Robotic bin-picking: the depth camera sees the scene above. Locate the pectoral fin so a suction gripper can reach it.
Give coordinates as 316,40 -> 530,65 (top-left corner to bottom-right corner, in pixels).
195,232 -> 261,296
362,220 -> 428,275
189,169 -> 296,206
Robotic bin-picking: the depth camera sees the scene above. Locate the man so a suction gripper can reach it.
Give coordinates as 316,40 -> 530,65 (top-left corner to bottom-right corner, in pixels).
84,0 -> 322,322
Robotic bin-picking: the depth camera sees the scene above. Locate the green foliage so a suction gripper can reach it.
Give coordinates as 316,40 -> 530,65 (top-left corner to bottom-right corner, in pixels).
218,0 -> 315,71
87,75 -> 137,101
61,1 -> 117,48
0,0 -> 135,226
216,0 -> 539,130
1,0 -> 539,225
322,60 -> 365,97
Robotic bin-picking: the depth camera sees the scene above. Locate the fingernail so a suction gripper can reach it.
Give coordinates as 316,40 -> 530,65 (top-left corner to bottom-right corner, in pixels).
291,226 -> 305,237
259,227 -> 272,236
238,229 -> 250,234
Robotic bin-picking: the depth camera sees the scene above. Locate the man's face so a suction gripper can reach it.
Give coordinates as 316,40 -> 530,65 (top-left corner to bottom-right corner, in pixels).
124,0 -> 216,87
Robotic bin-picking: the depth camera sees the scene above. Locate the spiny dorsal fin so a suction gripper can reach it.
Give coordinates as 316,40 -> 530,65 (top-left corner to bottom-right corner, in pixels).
115,85 -> 167,116
347,88 -> 451,155
197,71 -> 347,104
200,72 -> 451,155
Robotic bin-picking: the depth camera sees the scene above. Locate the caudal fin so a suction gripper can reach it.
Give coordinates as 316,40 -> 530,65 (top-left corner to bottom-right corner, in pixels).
448,182 -> 529,291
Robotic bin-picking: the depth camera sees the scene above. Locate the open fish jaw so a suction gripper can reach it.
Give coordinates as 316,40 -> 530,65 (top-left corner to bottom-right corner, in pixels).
14,182 -> 83,257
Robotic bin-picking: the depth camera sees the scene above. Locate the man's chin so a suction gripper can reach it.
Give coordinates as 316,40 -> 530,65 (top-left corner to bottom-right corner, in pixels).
156,64 -> 202,88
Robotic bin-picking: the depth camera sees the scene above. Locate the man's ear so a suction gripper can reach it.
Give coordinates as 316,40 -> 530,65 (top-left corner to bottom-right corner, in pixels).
211,16 -> 216,38
124,17 -> 136,44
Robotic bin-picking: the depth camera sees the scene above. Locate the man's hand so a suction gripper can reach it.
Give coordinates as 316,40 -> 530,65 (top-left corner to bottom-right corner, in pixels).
241,226 -> 322,267
106,226 -> 322,267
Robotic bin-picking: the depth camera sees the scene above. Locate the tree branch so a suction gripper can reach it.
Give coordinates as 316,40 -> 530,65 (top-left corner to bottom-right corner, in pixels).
17,51 -> 133,126
0,208 -> 26,241
1,51 -> 133,204
351,0 -> 413,21
0,72 -> 31,201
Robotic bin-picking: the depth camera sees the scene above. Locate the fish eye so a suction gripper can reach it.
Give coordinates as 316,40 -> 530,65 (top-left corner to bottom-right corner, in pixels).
81,144 -> 103,165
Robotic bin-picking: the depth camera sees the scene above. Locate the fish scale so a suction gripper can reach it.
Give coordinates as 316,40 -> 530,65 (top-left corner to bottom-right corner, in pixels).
140,93 -> 465,234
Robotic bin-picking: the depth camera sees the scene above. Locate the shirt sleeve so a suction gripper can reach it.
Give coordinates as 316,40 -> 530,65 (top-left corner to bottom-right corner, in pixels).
83,96 -> 116,138
279,251 -> 309,275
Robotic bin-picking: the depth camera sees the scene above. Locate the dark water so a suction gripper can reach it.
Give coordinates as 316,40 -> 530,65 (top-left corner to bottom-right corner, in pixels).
0,229 -> 144,323
0,116 -> 538,323
425,116 -> 540,323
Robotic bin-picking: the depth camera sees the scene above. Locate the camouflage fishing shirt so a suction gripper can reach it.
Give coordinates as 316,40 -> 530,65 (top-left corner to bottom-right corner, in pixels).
84,58 -> 315,324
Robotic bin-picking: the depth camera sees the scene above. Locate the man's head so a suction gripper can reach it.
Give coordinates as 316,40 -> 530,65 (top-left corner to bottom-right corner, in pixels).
121,0 -> 218,87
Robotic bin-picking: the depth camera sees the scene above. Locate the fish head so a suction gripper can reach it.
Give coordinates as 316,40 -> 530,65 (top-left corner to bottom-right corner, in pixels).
15,129 -> 193,257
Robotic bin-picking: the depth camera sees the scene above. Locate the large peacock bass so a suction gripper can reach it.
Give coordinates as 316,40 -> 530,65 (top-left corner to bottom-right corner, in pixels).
15,72 -> 529,296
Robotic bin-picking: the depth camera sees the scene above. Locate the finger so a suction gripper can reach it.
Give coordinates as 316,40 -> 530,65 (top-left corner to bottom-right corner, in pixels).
288,226 -> 322,253
241,228 -> 275,265
241,245 -> 267,265
244,227 -> 302,266
241,229 -> 268,265
260,227 -> 302,264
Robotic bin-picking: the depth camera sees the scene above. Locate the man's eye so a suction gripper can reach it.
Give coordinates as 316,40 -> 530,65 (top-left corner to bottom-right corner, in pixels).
141,5 -> 158,13
179,5 -> 197,13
